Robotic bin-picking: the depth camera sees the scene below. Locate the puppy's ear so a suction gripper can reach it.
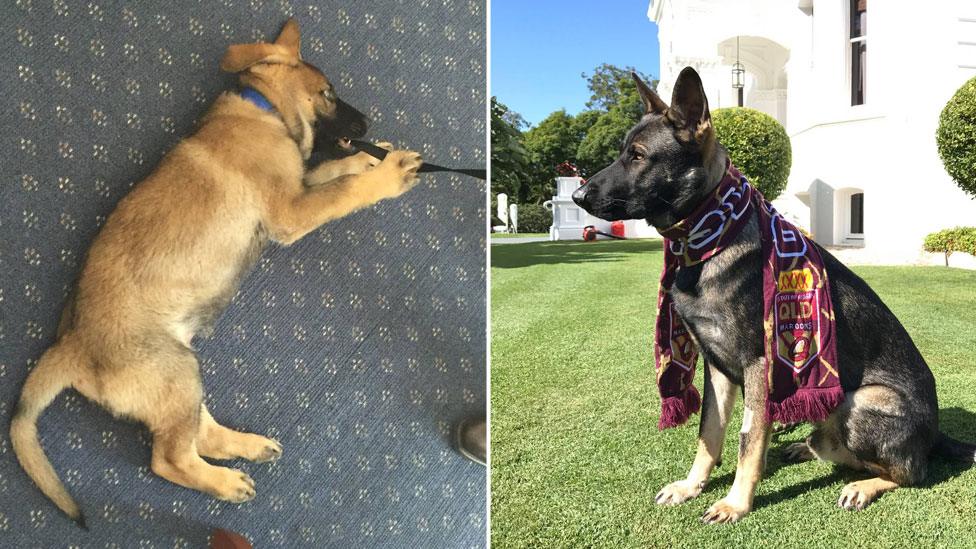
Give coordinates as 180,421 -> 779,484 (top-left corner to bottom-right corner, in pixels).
274,18 -> 302,59
219,43 -> 298,73
632,72 -> 668,115
668,66 -> 711,136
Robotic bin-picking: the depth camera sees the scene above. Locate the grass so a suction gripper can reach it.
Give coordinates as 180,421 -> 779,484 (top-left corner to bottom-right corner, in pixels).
491,232 -> 548,239
490,239 -> 976,548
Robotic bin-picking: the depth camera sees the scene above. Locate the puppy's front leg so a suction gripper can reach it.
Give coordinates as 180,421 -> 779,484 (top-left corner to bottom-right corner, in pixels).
702,359 -> 771,524
656,362 -> 736,505
304,142 -> 394,186
268,148 -> 422,245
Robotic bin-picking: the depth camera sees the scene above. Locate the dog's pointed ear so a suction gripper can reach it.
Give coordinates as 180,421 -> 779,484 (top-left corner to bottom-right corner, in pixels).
274,18 -> 301,59
669,66 -> 711,132
219,42 -> 298,73
632,72 -> 668,115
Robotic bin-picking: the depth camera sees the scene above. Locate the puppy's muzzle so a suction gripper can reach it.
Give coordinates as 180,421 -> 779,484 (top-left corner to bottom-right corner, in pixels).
314,98 -> 370,156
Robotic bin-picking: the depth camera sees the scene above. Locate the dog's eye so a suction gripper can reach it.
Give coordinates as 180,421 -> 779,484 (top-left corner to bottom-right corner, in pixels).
630,149 -> 646,162
321,89 -> 336,101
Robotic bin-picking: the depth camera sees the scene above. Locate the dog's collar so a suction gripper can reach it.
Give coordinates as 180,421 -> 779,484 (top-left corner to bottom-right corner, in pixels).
239,87 -> 276,113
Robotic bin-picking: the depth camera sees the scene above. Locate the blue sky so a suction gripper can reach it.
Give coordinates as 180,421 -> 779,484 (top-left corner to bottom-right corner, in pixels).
491,0 -> 660,127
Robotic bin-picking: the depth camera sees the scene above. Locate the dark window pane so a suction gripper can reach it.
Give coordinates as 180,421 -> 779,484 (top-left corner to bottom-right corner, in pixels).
850,193 -> 864,234
852,41 -> 866,105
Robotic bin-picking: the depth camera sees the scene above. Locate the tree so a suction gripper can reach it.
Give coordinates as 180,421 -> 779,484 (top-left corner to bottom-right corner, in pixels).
582,63 -> 658,113
522,110 -> 587,202
490,97 -> 532,203
936,76 -> 976,198
575,71 -> 649,176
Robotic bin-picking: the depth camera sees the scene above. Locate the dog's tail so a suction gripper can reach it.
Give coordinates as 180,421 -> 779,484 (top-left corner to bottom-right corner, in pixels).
932,431 -> 976,462
10,337 -> 89,529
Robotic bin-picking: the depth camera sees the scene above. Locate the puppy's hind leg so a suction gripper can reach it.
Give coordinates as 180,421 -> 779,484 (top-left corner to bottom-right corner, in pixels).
136,349 -> 256,503
197,404 -> 282,463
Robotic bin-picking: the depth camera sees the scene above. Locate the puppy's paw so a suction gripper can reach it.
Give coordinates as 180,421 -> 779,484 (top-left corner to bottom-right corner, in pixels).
355,142 -> 395,170
782,441 -> 815,463
212,468 -> 256,504
378,150 -> 422,198
655,479 -> 704,506
702,498 -> 750,524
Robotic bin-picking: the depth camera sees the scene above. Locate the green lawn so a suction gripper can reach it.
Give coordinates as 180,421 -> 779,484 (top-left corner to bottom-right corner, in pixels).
491,239 -> 976,548
491,232 -> 549,239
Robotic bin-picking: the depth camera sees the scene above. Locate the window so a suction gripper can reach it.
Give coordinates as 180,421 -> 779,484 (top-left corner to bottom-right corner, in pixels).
850,0 -> 867,105
849,192 -> 864,235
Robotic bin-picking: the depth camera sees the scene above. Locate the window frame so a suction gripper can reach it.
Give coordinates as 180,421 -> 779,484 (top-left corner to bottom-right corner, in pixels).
849,0 -> 867,106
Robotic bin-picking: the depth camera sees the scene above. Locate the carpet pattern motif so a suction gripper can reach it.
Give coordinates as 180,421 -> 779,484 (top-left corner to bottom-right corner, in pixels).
0,1 -> 486,547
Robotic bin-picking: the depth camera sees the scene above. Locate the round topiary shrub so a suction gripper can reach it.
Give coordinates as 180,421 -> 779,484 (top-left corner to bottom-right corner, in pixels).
712,107 -> 792,200
937,76 -> 976,198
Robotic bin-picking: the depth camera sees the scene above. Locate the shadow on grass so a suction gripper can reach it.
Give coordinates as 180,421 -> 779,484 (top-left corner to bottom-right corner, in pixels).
491,239 -> 663,269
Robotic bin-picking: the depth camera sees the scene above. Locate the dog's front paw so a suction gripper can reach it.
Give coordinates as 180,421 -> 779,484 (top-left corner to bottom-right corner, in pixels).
239,434 -> 283,463
782,441 -> 815,463
355,141 -> 395,170
378,149 -> 422,197
702,498 -> 750,524
655,479 -> 704,506
212,468 -> 257,504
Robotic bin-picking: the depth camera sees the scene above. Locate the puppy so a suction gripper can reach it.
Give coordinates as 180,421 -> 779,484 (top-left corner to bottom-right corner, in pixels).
573,66 -> 976,523
11,19 -> 422,527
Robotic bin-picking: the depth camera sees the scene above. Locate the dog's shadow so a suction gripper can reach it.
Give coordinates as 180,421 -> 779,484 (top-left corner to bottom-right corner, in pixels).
703,407 -> 976,509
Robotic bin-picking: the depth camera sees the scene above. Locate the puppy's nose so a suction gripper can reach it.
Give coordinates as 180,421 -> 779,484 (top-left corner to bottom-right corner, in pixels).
572,184 -> 591,209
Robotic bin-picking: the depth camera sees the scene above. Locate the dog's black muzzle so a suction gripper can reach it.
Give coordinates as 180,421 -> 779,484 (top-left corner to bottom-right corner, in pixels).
313,98 -> 370,158
572,162 -> 640,221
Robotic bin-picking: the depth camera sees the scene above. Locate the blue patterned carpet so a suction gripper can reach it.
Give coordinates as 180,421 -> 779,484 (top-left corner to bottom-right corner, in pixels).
0,1 -> 486,547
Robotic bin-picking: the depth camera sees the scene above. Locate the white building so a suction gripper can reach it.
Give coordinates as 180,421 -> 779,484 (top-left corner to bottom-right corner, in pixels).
649,0 -> 976,265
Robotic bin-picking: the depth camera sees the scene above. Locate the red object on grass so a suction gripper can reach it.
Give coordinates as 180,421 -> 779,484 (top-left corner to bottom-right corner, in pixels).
582,226 -> 597,241
610,221 -> 625,238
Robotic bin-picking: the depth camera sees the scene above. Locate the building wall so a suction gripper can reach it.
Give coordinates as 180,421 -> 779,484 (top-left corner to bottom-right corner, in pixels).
649,0 -> 976,262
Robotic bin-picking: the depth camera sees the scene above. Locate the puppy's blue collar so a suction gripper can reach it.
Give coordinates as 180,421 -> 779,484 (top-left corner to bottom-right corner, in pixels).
240,87 -> 275,113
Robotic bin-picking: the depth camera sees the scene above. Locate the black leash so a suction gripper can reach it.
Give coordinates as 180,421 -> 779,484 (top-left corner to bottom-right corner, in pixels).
349,139 -> 486,180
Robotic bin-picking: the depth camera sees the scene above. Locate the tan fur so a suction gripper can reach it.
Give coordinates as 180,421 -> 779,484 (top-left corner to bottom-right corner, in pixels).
10,19 -> 421,526
656,363 -> 737,506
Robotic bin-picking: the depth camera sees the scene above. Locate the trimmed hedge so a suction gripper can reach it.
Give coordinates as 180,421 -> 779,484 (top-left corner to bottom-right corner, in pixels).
923,227 -> 976,266
514,203 -> 551,233
936,76 -> 976,198
712,107 -> 792,200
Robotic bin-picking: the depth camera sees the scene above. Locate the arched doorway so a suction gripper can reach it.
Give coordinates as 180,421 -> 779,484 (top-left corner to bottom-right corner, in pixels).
716,36 -> 790,125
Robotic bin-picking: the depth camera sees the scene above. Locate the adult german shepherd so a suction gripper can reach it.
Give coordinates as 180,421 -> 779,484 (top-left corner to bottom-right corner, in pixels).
11,19 -> 422,527
572,66 -> 976,523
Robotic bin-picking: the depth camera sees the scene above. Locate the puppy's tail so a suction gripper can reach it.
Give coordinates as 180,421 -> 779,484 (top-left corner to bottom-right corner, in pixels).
10,337 -> 89,529
932,431 -> 976,462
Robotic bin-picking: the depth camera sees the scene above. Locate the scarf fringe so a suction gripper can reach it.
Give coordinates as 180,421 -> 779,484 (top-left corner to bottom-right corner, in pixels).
766,387 -> 845,424
658,386 -> 701,430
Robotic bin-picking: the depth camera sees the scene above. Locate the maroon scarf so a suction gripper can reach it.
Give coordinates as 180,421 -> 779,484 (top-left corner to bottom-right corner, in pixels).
654,162 -> 843,429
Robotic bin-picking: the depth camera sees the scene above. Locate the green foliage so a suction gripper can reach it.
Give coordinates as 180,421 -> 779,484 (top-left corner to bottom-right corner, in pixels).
575,66 -> 654,176
491,97 -> 533,202
936,76 -> 976,198
923,227 -> 976,266
514,203 -> 551,233
582,63 -> 657,112
712,107 -> 792,200
522,110 -> 584,202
